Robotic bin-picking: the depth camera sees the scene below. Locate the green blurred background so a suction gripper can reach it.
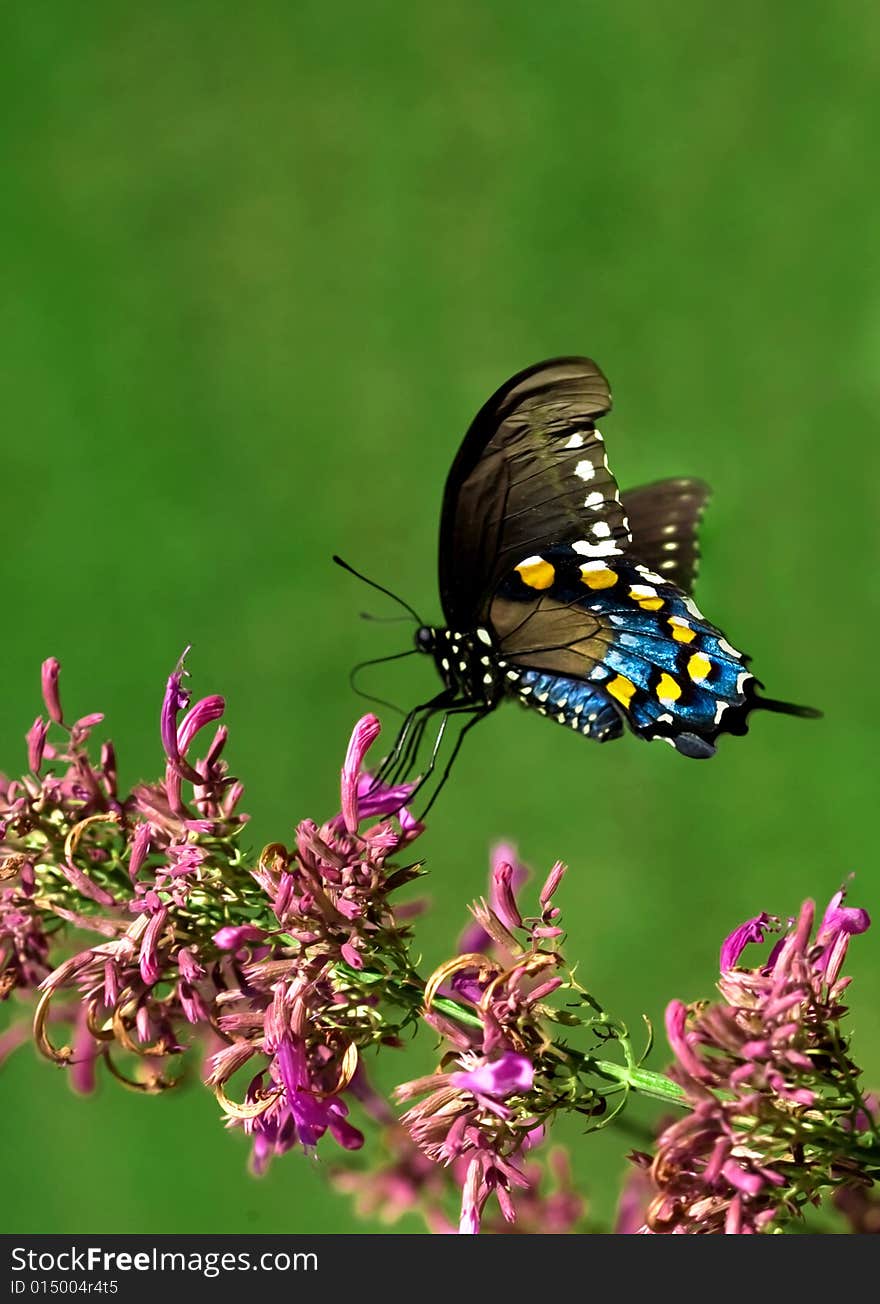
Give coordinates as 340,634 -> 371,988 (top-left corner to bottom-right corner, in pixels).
2,1 -> 879,1233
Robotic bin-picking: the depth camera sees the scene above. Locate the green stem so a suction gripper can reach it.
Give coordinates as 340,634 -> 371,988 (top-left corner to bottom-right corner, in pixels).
583,1056 -> 688,1107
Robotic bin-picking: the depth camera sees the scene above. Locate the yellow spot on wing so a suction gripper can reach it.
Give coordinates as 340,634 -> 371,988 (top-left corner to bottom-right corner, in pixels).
580,563 -> 617,590
628,584 -> 663,611
688,653 -> 711,682
656,673 -> 682,702
668,617 -> 696,644
515,558 -> 556,590
607,675 -> 636,709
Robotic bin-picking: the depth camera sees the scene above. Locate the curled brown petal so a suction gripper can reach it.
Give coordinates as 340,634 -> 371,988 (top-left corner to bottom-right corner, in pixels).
110,991 -> 175,1059
103,1048 -> 179,1095
213,1079 -> 281,1120
424,953 -> 497,1011
85,999 -> 116,1041
33,987 -> 73,1064
479,953 -> 559,1012
259,842 -> 289,875
64,812 -> 119,864
337,1039 -> 359,1092
315,1041 -> 359,1099
0,854 -> 30,882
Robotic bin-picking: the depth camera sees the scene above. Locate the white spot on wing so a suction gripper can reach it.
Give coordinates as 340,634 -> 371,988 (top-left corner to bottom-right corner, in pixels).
635,566 -> 665,585
574,459 -> 596,481
572,538 -> 619,558
584,491 -> 605,509
564,432 -> 585,449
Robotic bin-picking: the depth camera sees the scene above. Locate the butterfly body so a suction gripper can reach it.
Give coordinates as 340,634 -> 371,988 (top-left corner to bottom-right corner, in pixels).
417,624 -> 507,709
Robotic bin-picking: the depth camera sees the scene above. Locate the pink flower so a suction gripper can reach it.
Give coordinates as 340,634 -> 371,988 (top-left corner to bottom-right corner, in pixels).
450,1053 -> 534,1100
160,653 -> 205,784
41,658 -> 64,725
638,891 -> 872,1234
212,924 -> 266,952
341,715 -> 381,833
489,862 -> 522,933
458,843 -> 529,954
128,823 -> 151,882
26,718 -> 49,773
719,912 -> 773,971
177,695 -> 226,757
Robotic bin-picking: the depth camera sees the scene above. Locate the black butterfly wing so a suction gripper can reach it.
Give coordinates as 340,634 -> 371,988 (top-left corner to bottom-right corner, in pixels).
621,477 -> 711,592
438,358 -> 631,629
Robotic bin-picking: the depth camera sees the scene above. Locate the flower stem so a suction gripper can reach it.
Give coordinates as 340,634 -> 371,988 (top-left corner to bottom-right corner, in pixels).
580,1055 -> 688,1107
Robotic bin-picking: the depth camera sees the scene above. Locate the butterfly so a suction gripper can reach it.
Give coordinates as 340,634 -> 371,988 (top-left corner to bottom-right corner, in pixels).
339,357 -> 819,808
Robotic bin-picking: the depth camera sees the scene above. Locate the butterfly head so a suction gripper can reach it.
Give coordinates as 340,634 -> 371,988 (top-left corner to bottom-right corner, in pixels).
414,625 -> 436,655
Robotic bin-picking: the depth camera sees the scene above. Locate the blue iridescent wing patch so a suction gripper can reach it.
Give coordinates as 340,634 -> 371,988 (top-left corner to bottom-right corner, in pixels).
489,545 -> 760,757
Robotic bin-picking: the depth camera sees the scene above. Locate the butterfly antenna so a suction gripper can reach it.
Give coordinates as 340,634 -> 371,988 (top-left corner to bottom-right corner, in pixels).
349,648 -> 418,717
333,555 -> 423,625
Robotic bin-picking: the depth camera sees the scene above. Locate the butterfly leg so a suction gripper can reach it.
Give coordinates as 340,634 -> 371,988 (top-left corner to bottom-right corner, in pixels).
370,705 -> 429,789
415,709 -> 489,820
385,709 -> 434,789
401,703 -> 487,812
370,690 -> 455,791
